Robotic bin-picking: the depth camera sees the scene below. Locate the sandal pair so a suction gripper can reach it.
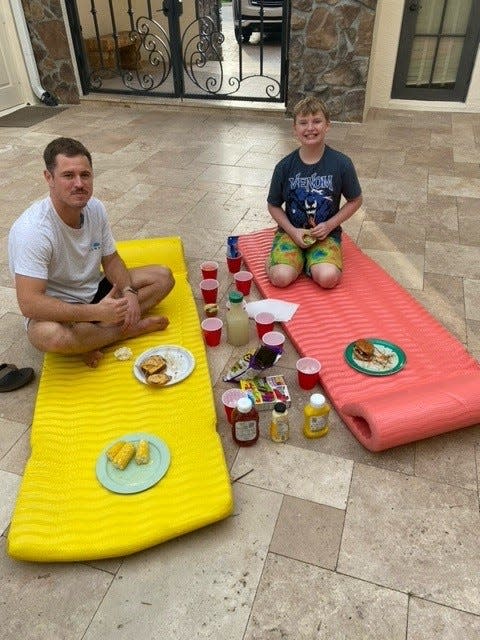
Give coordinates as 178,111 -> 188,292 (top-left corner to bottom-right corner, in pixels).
0,363 -> 35,392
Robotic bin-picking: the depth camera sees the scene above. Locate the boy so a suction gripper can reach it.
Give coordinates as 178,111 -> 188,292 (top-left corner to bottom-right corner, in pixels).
267,96 -> 362,289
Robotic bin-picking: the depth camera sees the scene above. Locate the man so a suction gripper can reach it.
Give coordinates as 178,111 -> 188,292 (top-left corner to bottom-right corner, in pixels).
8,137 -> 174,367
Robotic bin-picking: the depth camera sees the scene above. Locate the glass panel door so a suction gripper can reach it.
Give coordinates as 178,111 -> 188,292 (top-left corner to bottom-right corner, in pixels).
392,0 -> 480,101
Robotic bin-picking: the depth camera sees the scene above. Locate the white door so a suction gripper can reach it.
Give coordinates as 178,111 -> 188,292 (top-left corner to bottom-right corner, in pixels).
0,8 -> 24,110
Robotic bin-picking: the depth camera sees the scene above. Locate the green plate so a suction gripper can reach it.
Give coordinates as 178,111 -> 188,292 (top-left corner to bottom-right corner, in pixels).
344,338 -> 406,376
96,433 -> 170,494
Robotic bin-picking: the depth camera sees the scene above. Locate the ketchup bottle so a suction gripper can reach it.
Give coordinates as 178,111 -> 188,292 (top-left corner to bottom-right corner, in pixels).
231,396 -> 259,446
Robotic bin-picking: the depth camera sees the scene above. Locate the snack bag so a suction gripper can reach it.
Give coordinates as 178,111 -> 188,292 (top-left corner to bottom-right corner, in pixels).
223,345 -> 281,382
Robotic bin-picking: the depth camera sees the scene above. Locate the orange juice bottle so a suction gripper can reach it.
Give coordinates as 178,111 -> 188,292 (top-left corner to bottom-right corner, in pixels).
303,393 -> 330,439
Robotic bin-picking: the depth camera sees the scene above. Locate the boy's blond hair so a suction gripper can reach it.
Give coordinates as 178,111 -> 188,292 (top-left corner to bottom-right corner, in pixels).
293,96 -> 330,124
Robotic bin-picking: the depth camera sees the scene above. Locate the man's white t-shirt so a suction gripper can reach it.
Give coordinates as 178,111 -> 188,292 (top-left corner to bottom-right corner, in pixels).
8,196 -> 117,305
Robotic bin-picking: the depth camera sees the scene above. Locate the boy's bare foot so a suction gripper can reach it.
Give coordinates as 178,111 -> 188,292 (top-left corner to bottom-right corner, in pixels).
83,349 -> 104,368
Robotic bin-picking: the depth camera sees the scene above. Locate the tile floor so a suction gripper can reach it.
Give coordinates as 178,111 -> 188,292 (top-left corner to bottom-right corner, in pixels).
1,100 -> 480,639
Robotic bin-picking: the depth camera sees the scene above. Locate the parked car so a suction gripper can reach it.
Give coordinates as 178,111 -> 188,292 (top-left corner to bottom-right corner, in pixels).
232,0 -> 284,44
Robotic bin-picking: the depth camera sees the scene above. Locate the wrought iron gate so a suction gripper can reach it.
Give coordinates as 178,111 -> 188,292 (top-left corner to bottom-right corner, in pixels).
66,0 -> 289,103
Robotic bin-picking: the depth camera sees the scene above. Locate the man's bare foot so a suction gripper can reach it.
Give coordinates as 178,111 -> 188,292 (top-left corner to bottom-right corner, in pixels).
124,316 -> 169,339
82,349 -> 104,368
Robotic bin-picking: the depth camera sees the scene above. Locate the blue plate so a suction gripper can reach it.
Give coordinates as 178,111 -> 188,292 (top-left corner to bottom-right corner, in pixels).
96,433 -> 171,494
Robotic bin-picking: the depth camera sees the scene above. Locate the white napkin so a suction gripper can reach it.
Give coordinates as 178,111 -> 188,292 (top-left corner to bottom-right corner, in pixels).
245,299 -> 299,322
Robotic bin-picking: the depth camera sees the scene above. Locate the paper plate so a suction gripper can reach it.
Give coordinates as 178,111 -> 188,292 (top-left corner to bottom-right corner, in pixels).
345,338 -> 406,376
134,345 -> 195,386
96,433 -> 171,494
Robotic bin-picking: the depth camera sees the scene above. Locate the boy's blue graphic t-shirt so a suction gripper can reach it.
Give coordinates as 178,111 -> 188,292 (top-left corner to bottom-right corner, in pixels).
267,145 -> 361,240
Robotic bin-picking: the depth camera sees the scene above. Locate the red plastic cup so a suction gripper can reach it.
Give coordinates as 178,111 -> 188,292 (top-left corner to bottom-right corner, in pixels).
221,388 -> 248,424
201,317 -> 223,347
255,311 -> 275,339
227,254 -> 242,274
234,270 -> 253,296
201,260 -> 218,280
262,330 -> 285,353
296,357 -> 321,390
200,278 -> 219,304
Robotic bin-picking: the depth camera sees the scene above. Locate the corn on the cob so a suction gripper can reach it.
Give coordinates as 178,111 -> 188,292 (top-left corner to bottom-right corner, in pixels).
106,440 -> 125,462
112,442 -> 135,470
135,439 -> 150,465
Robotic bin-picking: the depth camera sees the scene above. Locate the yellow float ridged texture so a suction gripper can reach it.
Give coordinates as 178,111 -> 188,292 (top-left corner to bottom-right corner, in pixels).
8,237 -> 233,562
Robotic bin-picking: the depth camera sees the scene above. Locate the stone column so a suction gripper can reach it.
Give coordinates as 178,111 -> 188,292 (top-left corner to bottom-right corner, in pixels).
288,0 -> 377,122
21,0 -> 79,104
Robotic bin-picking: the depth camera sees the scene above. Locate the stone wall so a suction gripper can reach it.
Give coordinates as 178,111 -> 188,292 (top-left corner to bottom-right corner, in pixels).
22,0 -> 79,104
288,0 -> 377,121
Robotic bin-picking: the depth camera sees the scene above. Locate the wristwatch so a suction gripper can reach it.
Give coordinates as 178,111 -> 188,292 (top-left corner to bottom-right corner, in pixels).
123,286 -> 138,295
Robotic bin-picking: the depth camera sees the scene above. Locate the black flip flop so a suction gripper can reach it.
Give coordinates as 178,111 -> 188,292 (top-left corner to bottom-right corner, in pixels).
0,363 -> 35,392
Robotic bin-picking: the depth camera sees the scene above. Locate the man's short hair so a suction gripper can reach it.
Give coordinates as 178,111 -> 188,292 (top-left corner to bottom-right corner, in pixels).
293,96 -> 330,124
43,137 -> 92,174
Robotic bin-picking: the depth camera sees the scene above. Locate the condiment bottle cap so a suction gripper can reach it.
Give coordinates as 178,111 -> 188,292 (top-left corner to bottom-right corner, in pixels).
236,397 -> 253,413
229,291 -> 244,303
274,402 -> 287,413
310,393 -> 326,408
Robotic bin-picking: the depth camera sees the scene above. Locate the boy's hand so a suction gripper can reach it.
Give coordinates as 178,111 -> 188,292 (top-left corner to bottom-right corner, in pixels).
292,228 -> 311,248
310,221 -> 332,241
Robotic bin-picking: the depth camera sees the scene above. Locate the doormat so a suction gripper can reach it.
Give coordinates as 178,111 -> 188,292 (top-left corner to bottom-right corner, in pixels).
0,106 -> 67,127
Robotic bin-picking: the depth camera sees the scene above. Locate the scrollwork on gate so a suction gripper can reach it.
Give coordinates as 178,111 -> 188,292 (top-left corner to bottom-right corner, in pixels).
124,17 -> 172,90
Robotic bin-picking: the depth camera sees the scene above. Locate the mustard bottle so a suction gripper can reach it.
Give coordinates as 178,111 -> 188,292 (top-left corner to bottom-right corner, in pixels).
270,402 -> 290,443
303,393 -> 330,439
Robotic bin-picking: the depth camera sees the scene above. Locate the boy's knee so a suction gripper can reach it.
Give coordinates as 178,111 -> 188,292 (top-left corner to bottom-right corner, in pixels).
311,266 -> 341,289
267,266 -> 297,288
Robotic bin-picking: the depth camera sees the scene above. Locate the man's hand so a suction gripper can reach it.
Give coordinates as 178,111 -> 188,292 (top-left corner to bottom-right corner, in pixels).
121,289 -> 141,330
95,284 -> 129,323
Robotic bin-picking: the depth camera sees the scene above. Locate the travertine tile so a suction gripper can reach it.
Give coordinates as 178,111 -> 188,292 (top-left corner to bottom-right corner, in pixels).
407,597 -> 480,639
358,220 -> 426,253
408,272 -> 466,343
83,483 -> 282,640
425,241 -> 480,278
362,248 -> 424,289
0,538 -> 113,639
0,470 -> 21,534
2,101 -> 480,640
429,174 -> 480,198
339,463 -> 480,614
244,554 -> 408,639
231,437 -> 353,509
464,278 -> 480,321
414,427 -> 480,490
270,495 -> 345,569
